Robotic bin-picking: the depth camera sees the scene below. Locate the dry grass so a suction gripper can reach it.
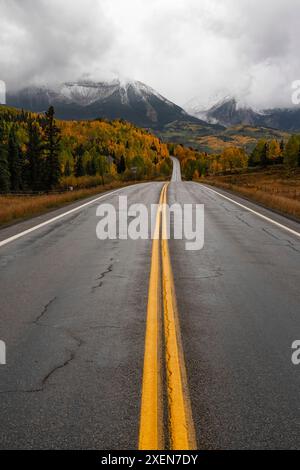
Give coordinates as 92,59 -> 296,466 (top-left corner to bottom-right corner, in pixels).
202,167 -> 300,220
0,181 -> 137,227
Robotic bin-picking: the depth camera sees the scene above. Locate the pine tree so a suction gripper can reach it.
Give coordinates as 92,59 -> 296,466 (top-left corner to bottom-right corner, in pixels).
250,140 -> 267,167
26,120 -> 44,191
117,155 -> 126,174
86,156 -> 97,176
8,126 -> 22,191
44,106 -> 61,189
75,155 -> 85,177
277,139 -> 285,164
88,147 -> 98,176
0,122 -> 10,192
91,157 -> 97,176
284,135 -> 300,169
260,143 -> 269,167
280,139 -> 285,154
64,159 -> 71,177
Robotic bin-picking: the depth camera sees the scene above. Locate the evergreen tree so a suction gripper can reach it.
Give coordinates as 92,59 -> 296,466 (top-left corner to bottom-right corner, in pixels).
86,156 -> 97,176
26,120 -> 44,190
75,155 -> 85,177
8,126 -> 22,191
0,122 -> 10,192
260,143 -> 269,167
85,160 -> 92,176
88,147 -> 99,176
277,139 -> 285,164
280,139 -> 285,154
117,155 -> 126,174
91,157 -> 97,176
284,135 -> 300,169
249,140 -> 266,167
64,159 -> 71,177
44,106 -> 61,189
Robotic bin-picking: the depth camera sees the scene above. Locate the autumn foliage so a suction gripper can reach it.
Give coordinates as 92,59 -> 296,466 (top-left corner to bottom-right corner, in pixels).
0,106 -> 170,193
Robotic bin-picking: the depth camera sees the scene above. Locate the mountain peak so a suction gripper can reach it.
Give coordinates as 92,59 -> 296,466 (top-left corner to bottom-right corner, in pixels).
6,78 -> 202,129
185,93 -> 300,131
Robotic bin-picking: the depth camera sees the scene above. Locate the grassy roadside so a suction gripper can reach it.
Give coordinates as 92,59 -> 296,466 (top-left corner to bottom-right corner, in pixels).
200,167 -> 300,220
0,181 -> 142,227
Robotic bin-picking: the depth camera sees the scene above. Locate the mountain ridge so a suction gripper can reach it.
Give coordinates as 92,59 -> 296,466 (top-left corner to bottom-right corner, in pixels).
185,96 -> 300,132
6,79 -> 211,131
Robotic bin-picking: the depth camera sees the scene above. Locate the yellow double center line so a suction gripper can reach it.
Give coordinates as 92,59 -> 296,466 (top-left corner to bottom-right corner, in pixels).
139,183 -> 196,450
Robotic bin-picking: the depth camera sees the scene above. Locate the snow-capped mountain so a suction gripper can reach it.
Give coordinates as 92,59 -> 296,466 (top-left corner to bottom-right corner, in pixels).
185,95 -> 264,127
185,92 -> 234,124
6,79 -> 203,130
185,95 -> 300,132
206,97 -> 266,127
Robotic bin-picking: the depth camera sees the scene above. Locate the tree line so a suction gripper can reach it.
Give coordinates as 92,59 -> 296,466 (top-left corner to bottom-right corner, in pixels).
0,107 -> 61,192
0,106 -> 170,192
171,135 -> 300,180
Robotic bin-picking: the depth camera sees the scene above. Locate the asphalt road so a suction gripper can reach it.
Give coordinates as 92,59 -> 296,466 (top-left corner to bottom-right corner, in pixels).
170,156 -> 182,182
0,162 -> 300,449
168,181 -> 300,450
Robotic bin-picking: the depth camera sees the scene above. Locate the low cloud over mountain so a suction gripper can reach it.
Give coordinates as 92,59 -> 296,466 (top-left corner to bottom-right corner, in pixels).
6,79 -> 206,130
1,0 -> 300,109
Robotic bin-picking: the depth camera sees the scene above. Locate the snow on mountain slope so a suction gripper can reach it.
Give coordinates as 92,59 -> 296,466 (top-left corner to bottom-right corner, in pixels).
185,94 -> 273,127
186,93 -> 300,131
6,78 -> 202,129
185,92 -> 233,117
34,79 -> 179,108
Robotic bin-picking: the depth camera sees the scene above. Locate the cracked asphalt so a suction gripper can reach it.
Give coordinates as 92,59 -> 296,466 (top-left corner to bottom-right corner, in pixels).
168,182 -> 300,449
0,176 -> 300,449
0,182 -> 163,449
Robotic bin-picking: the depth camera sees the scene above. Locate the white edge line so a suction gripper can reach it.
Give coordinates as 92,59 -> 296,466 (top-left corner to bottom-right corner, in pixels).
199,184 -> 300,239
0,183 -> 149,248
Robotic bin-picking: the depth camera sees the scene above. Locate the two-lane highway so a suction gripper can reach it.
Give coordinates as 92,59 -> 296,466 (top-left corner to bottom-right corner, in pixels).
0,160 -> 300,449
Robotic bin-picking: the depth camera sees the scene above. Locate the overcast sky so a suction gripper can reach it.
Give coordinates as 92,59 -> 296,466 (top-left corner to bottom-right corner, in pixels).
1,0 -> 300,108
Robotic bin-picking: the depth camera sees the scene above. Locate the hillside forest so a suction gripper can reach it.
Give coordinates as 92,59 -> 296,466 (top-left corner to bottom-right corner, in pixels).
1,105 -> 300,193
0,106 -> 171,192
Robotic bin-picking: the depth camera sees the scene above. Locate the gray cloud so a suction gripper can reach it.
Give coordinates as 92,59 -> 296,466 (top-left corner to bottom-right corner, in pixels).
0,0 -> 299,108
0,0 -> 115,89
